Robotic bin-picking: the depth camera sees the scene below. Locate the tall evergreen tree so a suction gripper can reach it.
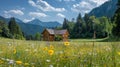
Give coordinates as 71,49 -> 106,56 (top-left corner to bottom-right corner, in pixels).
0,20 -> 6,35
8,17 -> 17,35
62,18 -> 69,29
112,0 -> 120,37
0,20 -> 9,37
8,17 -> 24,39
72,13 -> 83,38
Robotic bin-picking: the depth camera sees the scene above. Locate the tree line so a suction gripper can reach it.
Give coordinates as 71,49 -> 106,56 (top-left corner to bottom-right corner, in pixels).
62,14 -> 113,39
0,17 -> 41,40
62,0 -> 120,39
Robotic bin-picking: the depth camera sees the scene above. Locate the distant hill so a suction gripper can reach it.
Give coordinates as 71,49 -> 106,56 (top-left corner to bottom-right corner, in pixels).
27,19 -> 62,28
0,16 -> 61,36
17,23 -> 44,36
88,0 -> 118,18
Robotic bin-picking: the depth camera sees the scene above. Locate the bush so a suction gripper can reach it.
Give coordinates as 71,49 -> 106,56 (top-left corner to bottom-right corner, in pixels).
55,35 -> 62,41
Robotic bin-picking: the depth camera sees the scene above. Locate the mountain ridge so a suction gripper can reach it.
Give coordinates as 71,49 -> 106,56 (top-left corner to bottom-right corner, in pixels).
88,0 -> 118,18
0,16 -> 61,36
27,19 -> 62,28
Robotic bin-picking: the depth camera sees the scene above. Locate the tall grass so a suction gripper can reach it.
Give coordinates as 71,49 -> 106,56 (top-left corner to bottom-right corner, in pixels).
0,38 -> 120,67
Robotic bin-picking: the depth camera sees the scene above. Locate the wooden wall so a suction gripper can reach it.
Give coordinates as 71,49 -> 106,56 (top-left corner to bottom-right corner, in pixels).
42,30 -> 69,41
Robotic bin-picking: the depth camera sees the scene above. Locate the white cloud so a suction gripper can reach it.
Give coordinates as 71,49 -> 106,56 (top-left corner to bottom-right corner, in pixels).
71,0 -> 109,16
64,0 -> 75,2
28,0 -> 36,7
29,12 -> 47,18
4,9 -> 24,16
57,13 -> 65,18
89,0 -> 109,6
23,18 -> 35,22
28,0 -> 66,12
58,0 -> 75,2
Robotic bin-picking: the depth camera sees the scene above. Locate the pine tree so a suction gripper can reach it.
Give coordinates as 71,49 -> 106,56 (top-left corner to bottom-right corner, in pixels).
112,0 -> 120,37
8,17 -> 24,39
0,20 -> 6,34
62,18 -> 69,29
72,13 -> 83,38
0,20 -> 9,37
8,17 -> 17,35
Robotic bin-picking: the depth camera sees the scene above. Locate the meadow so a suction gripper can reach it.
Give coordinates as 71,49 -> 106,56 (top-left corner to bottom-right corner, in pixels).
0,38 -> 120,67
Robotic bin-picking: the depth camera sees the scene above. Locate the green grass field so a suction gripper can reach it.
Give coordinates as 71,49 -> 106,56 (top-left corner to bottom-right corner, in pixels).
0,38 -> 120,67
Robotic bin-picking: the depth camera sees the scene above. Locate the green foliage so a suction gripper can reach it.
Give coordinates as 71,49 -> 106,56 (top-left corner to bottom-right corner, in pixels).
26,35 -> 34,40
8,17 -> 24,39
112,0 -> 120,38
0,20 -> 10,38
0,20 -> 6,34
62,18 -> 69,29
99,17 -> 113,37
1,27 -> 10,38
55,35 -> 62,41
72,13 -> 84,38
34,32 -> 41,40
62,13 -> 113,39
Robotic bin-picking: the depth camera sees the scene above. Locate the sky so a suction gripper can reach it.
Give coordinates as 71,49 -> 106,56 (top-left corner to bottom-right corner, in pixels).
0,0 -> 109,23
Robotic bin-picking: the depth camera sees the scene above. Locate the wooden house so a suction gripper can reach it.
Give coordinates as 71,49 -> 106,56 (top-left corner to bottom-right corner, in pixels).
42,29 -> 69,41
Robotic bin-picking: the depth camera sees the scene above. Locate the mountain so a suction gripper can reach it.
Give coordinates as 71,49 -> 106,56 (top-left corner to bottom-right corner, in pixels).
0,16 -> 24,23
27,19 -> 62,28
88,0 -> 118,18
0,16 -> 45,35
17,23 -> 44,36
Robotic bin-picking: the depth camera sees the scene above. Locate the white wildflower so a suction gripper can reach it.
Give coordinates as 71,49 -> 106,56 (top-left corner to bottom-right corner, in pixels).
6,59 -> 10,61
49,64 -> 53,67
8,60 -> 14,64
46,59 -> 50,62
25,49 -> 29,52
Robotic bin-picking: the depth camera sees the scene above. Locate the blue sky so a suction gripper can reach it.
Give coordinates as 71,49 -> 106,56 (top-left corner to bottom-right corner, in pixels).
0,0 -> 109,23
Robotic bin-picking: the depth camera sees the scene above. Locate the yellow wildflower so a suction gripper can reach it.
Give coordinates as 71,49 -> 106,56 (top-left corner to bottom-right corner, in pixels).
50,45 -> 54,49
24,63 -> 29,66
0,60 -> 4,64
64,42 -> 70,46
43,47 -> 48,51
13,48 -> 16,54
48,50 -> 54,55
118,52 -> 120,55
16,61 -> 22,64
104,64 -> 106,67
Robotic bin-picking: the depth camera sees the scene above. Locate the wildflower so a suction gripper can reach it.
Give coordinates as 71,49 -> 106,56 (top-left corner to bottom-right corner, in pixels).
49,64 -> 53,67
1,58 -> 5,61
13,48 -> 17,54
0,60 -> 4,64
118,52 -> 120,55
46,59 -> 50,62
34,49 -> 37,52
64,42 -> 70,46
50,45 -> 54,49
25,49 -> 29,52
6,59 -> 10,61
8,60 -> 14,64
16,61 -> 22,64
104,64 -> 106,67
43,47 -> 48,51
48,50 -> 54,55
24,63 -> 30,66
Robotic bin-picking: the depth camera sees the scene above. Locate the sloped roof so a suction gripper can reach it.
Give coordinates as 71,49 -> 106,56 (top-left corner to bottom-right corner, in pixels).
46,29 -> 55,34
43,29 -> 68,35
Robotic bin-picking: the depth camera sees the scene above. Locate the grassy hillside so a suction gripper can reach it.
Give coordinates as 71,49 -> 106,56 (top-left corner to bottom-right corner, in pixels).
0,38 -> 120,67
